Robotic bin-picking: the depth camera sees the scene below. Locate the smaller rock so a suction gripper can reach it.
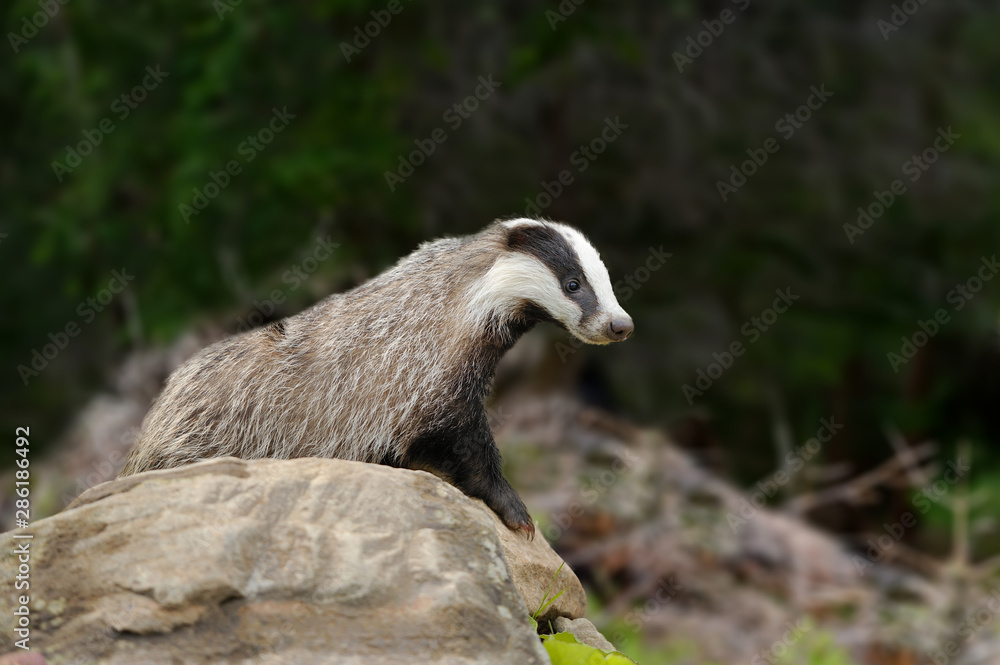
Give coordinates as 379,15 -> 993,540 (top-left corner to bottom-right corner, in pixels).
478,501 -> 588,622
552,617 -> 617,652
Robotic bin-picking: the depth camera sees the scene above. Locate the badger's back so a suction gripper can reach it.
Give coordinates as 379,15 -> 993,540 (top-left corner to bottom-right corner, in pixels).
120,228 -> 505,476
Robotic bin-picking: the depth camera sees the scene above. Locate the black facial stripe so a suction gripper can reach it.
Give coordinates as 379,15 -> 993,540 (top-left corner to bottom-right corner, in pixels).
506,224 -> 600,324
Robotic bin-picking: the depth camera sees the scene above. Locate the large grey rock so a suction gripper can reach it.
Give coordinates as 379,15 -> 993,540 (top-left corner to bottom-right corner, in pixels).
0,457 -> 562,664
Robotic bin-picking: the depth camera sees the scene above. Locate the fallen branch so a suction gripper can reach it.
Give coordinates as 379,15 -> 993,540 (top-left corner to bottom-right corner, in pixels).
783,441 -> 936,515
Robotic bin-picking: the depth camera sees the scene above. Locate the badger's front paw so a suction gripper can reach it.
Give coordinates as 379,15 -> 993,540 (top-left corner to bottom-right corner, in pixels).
492,490 -> 535,540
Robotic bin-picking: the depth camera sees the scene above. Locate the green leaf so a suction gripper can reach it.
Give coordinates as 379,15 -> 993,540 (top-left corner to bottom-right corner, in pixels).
535,589 -> 566,619
540,631 -> 638,665
531,561 -> 566,621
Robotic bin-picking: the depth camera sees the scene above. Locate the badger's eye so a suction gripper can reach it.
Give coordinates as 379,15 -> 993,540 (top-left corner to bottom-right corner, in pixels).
565,279 -> 581,293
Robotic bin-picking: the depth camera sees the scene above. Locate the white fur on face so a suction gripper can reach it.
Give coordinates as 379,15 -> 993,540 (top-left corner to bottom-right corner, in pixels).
466,250 -> 578,336
486,218 -> 631,344
499,218 -> 544,229
550,223 -> 630,341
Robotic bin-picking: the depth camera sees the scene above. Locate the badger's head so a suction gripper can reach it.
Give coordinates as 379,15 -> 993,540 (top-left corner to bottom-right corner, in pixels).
472,218 -> 634,345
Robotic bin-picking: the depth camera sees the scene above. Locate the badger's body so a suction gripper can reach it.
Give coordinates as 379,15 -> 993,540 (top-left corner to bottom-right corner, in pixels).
120,218 -> 633,535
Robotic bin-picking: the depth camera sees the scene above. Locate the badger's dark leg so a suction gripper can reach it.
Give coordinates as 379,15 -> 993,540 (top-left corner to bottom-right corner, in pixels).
401,413 -> 534,538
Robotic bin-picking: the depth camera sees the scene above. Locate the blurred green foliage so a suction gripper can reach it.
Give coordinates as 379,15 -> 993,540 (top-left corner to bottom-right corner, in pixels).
603,618 -> 860,664
2,0 -> 999,550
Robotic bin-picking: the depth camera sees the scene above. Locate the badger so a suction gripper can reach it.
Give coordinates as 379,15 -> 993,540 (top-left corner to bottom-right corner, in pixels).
120,218 -> 633,536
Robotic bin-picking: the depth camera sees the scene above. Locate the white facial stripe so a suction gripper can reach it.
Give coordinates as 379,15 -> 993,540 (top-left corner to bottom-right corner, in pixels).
466,252 -> 576,326
470,217 -> 630,345
550,224 -> 626,318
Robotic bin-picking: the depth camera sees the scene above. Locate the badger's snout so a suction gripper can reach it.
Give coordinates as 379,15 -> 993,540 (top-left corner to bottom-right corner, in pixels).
607,316 -> 634,342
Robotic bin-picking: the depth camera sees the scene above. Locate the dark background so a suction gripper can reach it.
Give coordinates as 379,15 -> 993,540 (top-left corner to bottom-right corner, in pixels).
2,0 -> 999,660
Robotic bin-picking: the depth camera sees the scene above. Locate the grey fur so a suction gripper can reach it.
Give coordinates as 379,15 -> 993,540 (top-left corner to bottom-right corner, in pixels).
119,218 -> 632,534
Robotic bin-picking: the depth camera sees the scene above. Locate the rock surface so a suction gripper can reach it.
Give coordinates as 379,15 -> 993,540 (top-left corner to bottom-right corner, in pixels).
488,507 -> 587,622
0,654 -> 47,665
0,457 -> 591,664
552,617 -> 617,652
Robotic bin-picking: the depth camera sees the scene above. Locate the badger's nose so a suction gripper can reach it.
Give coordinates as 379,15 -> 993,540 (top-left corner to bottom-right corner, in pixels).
607,316 -> 634,341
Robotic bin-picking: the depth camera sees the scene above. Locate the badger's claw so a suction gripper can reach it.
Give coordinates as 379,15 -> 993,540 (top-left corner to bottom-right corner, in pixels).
493,493 -> 535,540
500,514 -> 535,540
